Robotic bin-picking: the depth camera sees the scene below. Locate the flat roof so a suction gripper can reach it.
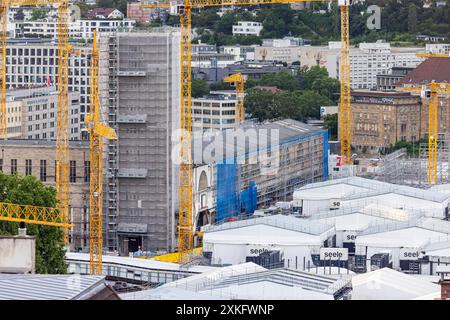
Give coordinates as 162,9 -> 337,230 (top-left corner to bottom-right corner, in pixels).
351,268 -> 440,300
356,227 -> 447,248
294,183 -> 371,200
66,252 -> 216,274
203,224 -> 329,246
317,213 -> 395,231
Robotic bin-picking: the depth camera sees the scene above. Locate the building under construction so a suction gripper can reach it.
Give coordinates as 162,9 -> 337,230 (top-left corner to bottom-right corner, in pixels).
192,119 -> 329,228
99,29 -> 181,254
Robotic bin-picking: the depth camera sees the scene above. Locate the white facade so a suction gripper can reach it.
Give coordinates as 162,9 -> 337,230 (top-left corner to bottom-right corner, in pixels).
355,217 -> 450,272
192,93 -> 237,132
326,42 -> 424,90
6,86 -> 81,140
202,215 -> 335,267
426,43 -> 450,54
6,41 -> 92,127
15,19 -> 135,39
232,21 -> 263,36
293,177 -> 449,219
191,53 -> 236,68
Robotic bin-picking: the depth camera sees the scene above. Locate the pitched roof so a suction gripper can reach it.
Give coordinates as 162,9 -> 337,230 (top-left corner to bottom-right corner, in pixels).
87,7 -> 118,18
396,57 -> 450,85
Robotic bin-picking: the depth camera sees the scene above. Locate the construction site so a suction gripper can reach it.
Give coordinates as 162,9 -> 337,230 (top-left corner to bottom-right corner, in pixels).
1,0 -> 450,302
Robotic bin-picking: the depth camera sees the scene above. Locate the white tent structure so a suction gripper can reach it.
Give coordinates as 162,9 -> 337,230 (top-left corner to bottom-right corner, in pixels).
351,268 -> 440,300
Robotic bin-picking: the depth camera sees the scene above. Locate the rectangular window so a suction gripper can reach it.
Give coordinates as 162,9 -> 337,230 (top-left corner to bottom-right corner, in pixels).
84,161 -> 90,182
0,158 -> 3,171
11,159 -> 17,175
70,160 -> 76,183
40,160 -> 47,182
25,159 -> 32,176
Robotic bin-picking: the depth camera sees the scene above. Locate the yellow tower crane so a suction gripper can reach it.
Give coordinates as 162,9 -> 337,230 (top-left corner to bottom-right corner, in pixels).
0,1 -> 72,243
400,82 -> 450,185
143,0 -> 352,263
84,32 -> 118,274
0,202 -> 73,228
224,73 -> 245,125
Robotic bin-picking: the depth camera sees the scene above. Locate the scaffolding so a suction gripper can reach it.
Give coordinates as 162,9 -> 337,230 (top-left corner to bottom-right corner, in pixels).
373,136 -> 450,187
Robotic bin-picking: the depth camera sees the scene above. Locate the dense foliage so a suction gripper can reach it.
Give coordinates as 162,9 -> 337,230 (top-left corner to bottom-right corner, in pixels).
0,173 -> 67,274
180,1 -> 450,46
384,139 -> 428,157
244,66 -> 338,122
323,114 -> 338,141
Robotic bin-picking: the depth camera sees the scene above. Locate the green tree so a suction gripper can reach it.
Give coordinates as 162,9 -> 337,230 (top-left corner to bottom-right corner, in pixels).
192,79 -> 210,98
258,71 -> 300,91
323,113 -> 338,140
31,8 -> 49,21
0,174 -> 67,274
244,89 -> 277,121
408,3 -> 418,34
296,90 -> 332,119
301,66 -> 330,90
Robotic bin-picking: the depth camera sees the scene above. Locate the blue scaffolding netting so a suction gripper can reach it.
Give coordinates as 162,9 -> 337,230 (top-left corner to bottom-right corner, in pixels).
216,163 -> 238,223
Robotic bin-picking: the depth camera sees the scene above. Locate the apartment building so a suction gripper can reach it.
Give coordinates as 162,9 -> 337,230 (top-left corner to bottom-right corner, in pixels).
6,39 -> 91,130
349,91 -> 422,154
191,52 -> 236,68
100,30 -> 180,254
0,139 -> 90,250
15,19 -> 135,39
6,86 -> 81,140
220,45 -> 256,62
192,92 -> 237,132
376,67 -> 414,91
232,21 -> 263,36
327,41 -> 424,90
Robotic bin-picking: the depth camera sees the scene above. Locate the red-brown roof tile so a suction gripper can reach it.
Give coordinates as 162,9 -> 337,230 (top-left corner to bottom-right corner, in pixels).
396,58 -> 450,86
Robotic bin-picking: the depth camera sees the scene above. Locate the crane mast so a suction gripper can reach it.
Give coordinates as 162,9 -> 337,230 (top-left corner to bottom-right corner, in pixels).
339,2 -> 351,163
88,32 -> 103,274
56,0 -> 71,244
177,2 -> 194,263
1,1 -> 72,243
0,4 -> 6,139
85,32 -> 117,274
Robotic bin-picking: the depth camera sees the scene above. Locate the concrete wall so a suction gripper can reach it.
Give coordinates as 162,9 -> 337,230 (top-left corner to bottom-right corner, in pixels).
0,236 -> 35,273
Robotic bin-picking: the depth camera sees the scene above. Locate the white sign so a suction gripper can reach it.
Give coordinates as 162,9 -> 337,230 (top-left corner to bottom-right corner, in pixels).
320,248 -> 349,261
399,248 -> 423,261
246,245 -> 279,257
329,199 -> 342,210
343,231 -> 358,243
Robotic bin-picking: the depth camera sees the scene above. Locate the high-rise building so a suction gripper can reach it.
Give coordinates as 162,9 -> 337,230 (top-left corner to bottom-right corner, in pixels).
100,30 -> 180,254
5,86 -> 81,140
6,39 -> 92,129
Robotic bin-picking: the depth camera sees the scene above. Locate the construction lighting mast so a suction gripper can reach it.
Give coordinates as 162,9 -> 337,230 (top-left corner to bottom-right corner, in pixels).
1,1 -> 72,243
86,32 -> 117,274
143,0 -> 351,262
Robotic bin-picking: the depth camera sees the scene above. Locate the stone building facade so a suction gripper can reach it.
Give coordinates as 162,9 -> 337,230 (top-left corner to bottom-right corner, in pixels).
349,91 -> 422,154
0,140 -> 90,251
